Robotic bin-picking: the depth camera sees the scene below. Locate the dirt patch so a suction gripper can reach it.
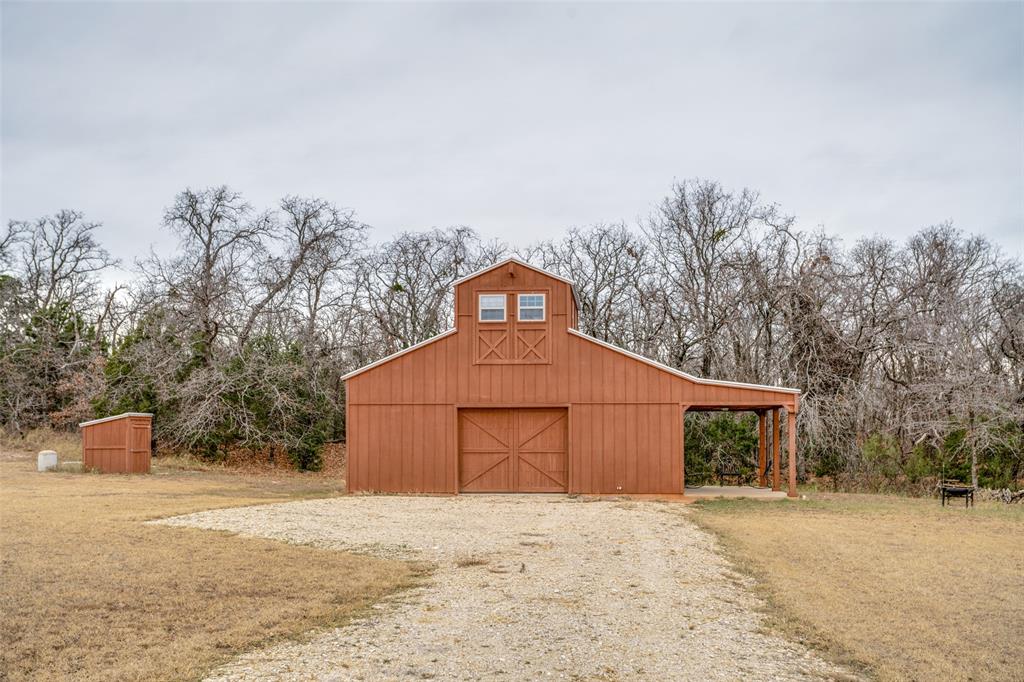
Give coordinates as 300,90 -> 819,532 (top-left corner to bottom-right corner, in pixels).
0,458 -> 413,682
160,496 -> 857,681
693,493 -> 1024,682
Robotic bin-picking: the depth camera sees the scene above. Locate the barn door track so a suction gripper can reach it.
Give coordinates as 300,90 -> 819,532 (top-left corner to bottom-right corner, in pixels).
157,496 -> 858,681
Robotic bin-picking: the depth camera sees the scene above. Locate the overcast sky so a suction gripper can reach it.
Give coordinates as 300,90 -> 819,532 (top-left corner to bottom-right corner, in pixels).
3,1 -> 1022,279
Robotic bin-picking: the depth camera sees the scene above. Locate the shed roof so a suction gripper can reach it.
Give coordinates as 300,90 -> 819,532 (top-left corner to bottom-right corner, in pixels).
79,412 -> 154,428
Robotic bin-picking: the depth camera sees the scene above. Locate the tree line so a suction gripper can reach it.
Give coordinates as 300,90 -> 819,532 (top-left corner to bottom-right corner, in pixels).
2,179 -> 1021,489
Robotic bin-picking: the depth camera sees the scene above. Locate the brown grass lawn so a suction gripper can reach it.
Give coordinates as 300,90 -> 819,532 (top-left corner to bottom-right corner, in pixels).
0,449 -> 419,681
693,492 -> 1024,682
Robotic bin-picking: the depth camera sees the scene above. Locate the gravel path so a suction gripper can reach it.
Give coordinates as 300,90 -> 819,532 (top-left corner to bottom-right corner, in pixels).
156,496 -> 854,681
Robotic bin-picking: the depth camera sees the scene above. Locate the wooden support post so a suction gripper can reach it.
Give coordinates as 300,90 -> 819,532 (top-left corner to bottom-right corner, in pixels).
772,408 -> 781,492
681,405 -> 689,494
757,412 -> 767,486
787,409 -> 798,498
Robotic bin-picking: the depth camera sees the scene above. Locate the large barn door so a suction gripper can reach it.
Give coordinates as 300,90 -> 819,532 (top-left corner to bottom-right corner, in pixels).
459,408 -> 567,493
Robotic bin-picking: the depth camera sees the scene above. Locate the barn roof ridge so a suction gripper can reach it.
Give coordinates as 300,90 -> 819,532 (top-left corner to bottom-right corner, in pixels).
567,329 -> 801,395
452,256 -> 583,313
450,256 -> 576,289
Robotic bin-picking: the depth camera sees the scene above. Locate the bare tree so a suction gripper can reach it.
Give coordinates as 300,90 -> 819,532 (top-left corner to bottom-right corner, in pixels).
0,212 -> 117,432
644,179 -> 793,377
356,227 -> 505,351
526,223 -> 658,350
122,188 -> 370,465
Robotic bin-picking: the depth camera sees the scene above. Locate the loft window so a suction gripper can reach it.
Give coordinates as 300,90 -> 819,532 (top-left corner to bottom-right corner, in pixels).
479,294 -> 506,322
518,293 -> 545,322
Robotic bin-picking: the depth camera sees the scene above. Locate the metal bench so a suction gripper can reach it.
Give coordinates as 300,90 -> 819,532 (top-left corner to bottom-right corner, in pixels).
716,467 -> 745,487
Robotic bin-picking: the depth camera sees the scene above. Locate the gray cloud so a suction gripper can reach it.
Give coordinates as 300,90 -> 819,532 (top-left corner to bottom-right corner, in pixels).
3,1 -> 1021,280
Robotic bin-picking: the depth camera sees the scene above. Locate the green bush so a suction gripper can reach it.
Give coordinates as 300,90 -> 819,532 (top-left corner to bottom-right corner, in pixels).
685,412 -> 759,485
813,446 -> 845,491
851,423 -> 1024,492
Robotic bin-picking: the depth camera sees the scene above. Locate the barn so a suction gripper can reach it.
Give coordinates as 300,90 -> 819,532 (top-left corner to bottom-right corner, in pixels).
343,258 -> 801,497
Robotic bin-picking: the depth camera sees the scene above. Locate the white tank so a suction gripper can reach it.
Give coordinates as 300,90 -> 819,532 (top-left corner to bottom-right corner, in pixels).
37,450 -> 58,472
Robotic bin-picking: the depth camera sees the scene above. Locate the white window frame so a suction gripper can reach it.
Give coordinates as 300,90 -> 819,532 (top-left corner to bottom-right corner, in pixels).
478,293 -> 507,322
517,293 -> 546,322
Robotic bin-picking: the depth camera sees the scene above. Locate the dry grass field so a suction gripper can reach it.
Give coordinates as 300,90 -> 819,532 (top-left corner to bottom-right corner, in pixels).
0,447 -> 419,681
693,492 -> 1024,682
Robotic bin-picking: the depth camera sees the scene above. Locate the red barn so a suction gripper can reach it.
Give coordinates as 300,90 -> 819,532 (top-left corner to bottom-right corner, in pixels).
343,258 -> 800,496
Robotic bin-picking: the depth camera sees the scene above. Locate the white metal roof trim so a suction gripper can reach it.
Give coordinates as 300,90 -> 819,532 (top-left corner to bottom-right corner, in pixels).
341,329 -> 458,380
78,412 -> 154,428
567,329 -> 801,395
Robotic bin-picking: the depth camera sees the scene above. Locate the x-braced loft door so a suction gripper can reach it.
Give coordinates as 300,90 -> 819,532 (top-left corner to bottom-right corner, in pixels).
458,408 -> 568,493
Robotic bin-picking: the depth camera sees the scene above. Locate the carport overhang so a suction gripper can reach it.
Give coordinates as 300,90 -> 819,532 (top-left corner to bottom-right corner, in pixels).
682,394 -> 800,498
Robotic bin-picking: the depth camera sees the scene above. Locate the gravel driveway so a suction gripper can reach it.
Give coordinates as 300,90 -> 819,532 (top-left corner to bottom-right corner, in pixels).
157,496 -> 853,681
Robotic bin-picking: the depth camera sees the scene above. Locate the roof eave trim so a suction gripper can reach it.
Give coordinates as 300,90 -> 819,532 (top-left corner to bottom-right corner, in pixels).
79,412 -> 154,428
341,329 -> 458,381
567,329 -> 801,395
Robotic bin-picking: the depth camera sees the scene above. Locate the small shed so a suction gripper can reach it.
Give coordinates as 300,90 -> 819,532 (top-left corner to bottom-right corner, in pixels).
79,413 -> 153,473
342,258 -> 802,497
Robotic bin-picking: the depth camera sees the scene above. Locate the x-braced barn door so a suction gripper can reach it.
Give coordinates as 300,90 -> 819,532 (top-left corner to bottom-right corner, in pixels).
458,408 -> 567,493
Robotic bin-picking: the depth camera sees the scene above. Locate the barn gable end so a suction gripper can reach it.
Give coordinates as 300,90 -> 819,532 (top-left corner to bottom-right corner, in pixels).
345,257 -> 799,496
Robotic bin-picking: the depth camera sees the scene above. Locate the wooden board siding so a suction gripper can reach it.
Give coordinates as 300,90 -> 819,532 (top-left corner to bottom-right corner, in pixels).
345,259 -> 799,495
347,404 -> 453,493
82,418 -> 127,473
128,418 -> 152,473
569,403 -> 681,494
